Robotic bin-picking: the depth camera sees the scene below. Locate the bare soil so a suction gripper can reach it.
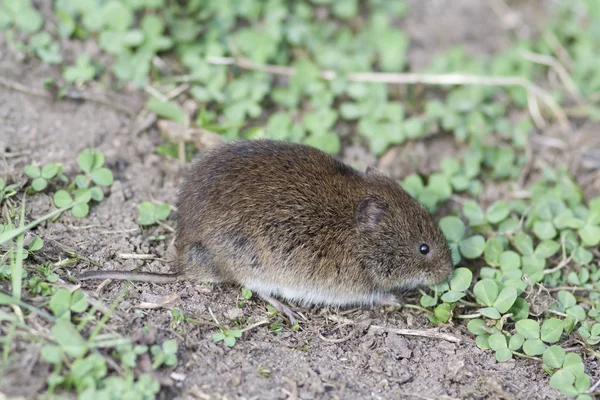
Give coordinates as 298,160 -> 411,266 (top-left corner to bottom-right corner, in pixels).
1,1 -> 597,399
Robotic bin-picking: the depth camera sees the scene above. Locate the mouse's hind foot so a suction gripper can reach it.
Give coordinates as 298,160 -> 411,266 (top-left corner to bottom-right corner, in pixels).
257,293 -> 302,326
378,293 -> 402,307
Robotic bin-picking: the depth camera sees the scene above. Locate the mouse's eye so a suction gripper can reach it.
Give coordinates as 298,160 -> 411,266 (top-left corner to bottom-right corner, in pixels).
419,244 -> 430,255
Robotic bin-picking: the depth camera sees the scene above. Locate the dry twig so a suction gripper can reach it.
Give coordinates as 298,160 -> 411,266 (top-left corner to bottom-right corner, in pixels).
117,253 -> 156,260
206,55 -> 570,131
520,49 -> 583,104
369,325 -> 462,343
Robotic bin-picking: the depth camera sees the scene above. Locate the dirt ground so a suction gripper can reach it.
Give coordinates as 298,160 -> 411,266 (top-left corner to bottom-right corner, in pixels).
2,1 -> 598,399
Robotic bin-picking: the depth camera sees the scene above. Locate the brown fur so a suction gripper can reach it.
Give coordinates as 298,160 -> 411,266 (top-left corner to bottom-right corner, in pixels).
79,140 -> 453,308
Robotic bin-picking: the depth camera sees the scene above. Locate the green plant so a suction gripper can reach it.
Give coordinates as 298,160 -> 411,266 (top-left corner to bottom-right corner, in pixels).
3,1 -> 600,398
51,149 -> 114,218
0,0 -> 43,34
0,178 -> 20,203
150,340 -> 178,369
213,328 -> 243,347
49,288 -> 89,320
24,163 -> 66,192
241,288 -> 253,300
137,202 -> 172,226
63,54 -> 96,83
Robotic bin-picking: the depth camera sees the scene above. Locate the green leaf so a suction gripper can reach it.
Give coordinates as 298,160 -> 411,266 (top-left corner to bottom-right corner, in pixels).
498,218 -> 520,234
563,353 -> 585,376
75,174 -> 88,189
508,334 -> 524,351
102,0 -> 134,31
241,288 -> 253,300
522,339 -> 546,356
41,164 -> 60,179
41,344 -> 63,364
549,370 -> 576,395
340,102 -> 362,120
541,318 -> 563,343
138,201 -> 157,225
71,202 -> 89,218
304,132 -> 341,154
427,173 -> 452,201
557,291 -> 577,309
566,305 -> 586,322
49,289 -> 71,319
573,246 -> 593,264
223,335 -> 236,347
499,251 -> 521,271
463,200 -> 485,226
515,319 -> 540,340
146,99 -> 186,123
459,235 -> 485,259
439,216 -> 466,242
478,307 -> 501,319
420,294 -> 437,307
484,237 -> 503,266
74,188 -> 92,203
486,201 -> 510,224
440,157 -> 460,176
303,109 -> 338,135
53,190 -> 73,208
434,303 -> 452,323
91,168 -> 114,187
162,340 -> 178,354
534,240 -> 560,258
77,149 -> 95,173
155,204 -> 171,221
63,54 -> 96,83
51,321 -> 88,358
575,373 -> 591,393
495,348 -> 513,362
543,345 -> 565,369
449,267 -> 472,292
450,175 -> 470,192
441,290 -> 466,303
473,279 -> 499,307
576,395 -> 593,400
475,334 -> 490,350
493,286 -> 518,314
70,290 -> 88,313
31,177 -> 47,191
513,233 -> 534,256
488,333 -> 507,350
24,165 -> 40,178
467,319 -> 487,335
403,117 -> 425,139
212,332 -> 225,342
554,212 -> 585,230
15,6 -> 43,33
90,187 -> 104,202
402,175 -> 424,198
579,224 -> 600,247
449,242 -> 461,265
29,237 -> 43,251
533,221 -> 557,240
508,297 -> 529,321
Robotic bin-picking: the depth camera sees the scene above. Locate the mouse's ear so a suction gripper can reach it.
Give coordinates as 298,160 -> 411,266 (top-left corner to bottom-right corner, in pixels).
357,196 -> 388,227
365,166 -> 386,176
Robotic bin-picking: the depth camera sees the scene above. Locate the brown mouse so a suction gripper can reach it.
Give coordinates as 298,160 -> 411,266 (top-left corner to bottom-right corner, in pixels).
79,140 -> 453,322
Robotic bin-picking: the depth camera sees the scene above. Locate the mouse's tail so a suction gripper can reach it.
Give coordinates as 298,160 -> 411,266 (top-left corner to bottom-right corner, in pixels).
78,270 -> 180,284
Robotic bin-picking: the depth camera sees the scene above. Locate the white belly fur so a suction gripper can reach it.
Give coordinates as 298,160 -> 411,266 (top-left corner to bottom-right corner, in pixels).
242,279 -> 387,307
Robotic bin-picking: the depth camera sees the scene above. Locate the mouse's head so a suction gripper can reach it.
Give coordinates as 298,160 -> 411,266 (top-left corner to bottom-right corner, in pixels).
356,167 -> 454,291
